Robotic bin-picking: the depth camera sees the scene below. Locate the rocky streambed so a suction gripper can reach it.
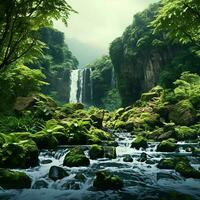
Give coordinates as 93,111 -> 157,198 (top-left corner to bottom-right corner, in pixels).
0,132 -> 200,200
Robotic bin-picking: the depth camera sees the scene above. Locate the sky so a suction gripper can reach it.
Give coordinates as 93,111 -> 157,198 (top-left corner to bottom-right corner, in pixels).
54,0 -> 159,66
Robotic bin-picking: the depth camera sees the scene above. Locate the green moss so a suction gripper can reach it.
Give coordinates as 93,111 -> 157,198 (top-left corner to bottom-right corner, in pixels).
169,100 -> 196,126
157,159 -> 175,169
104,146 -> 117,159
63,147 -> 90,167
175,161 -> 200,179
131,136 -> 148,150
0,139 -> 39,168
156,139 -> 177,152
31,133 -> 58,149
93,171 -> 123,190
175,126 -> 198,141
0,168 -> 32,189
89,145 -> 104,159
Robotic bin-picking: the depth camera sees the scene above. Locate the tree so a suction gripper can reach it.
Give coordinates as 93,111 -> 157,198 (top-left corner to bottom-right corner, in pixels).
152,0 -> 200,48
0,0 -> 75,71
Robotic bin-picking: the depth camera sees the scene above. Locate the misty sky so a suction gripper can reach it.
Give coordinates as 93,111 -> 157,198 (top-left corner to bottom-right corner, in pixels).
54,0 -> 159,53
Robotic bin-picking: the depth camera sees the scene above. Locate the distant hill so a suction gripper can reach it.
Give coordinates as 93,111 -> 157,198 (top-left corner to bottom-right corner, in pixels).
66,38 -> 106,68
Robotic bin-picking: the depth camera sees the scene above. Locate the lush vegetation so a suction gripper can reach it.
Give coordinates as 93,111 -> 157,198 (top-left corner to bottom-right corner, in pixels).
30,27 -> 78,103
110,2 -> 200,106
88,55 -> 121,110
0,0 -> 200,198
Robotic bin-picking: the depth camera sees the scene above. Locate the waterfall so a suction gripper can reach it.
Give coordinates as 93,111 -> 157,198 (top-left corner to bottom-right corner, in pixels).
69,69 -> 79,103
69,68 -> 92,104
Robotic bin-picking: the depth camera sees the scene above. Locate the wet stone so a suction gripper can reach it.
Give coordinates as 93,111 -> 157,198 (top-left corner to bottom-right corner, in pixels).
123,155 -> 133,162
40,159 -> 52,164
32,180 -> 48,189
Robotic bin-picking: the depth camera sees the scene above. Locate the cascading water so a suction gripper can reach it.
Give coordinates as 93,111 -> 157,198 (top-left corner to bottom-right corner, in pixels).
1,132 -> 200,200
69,69 -> 93,104
69,69 -> 79,103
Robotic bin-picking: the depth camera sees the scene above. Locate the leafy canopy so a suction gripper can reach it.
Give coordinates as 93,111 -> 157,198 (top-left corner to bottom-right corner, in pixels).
0,0 -> 75,70
152,0 -> 200,48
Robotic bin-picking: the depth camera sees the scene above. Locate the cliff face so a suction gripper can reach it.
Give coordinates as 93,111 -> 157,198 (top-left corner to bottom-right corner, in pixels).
109,3 -> 200,107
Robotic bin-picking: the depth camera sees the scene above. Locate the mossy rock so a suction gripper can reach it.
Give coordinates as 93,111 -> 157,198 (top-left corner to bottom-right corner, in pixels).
192,148 -> 200,157
175,126 -> 198,141
31,133 -> 58,149
61,103 -> 84,114
89,128 -> 112,141
175,161 -> 200,179
169,100 -> 196,126
93,171 -> 123,190
114,120 -> 127,130
157,157 -> 189,170
141,92 -> 159,102
156,139 -> 177,152
48,166 -> 69,181
131,136 -> 148,150
63,147 -> 90,167
104,146 -> 117,159
89,145 -> 104,159
90,111 -> 104,128
19,140 -> 39,167
0,168 -> 32,189
52,132 -> 68,145
157,159 -> 176,169
0,140 -> 39,168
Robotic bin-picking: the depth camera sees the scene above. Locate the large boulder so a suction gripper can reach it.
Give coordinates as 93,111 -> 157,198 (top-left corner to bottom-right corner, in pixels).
63,147 -> 90,167
89,145 -> 117,160
48,166 -> 69,181
31,133 -> 58,149
131,136 -> 148,150
175,161 -> 200,179
93,171 -> 123,190
90,111 -> 105,128
169,100 -> 196,126
89,145 -> 104,159
156,139 -> 177,152
0,140 -> 39,168
0,169 -> 32,189
14,96 -> 36,111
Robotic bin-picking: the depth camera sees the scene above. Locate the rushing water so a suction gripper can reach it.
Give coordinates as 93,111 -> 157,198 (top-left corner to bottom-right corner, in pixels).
1,132 -> 200,200
69,69 -> 92,104
69,70 -> 80,103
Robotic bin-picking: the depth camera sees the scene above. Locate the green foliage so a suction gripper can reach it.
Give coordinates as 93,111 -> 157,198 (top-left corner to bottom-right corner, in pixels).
109,2 -> 200,106
102,89 -> 122,111
0,64 -> 46,112
0,0 -> 75,70
152,0 -> 200,47
87,55 -> 120,108
30,27 -> 78,103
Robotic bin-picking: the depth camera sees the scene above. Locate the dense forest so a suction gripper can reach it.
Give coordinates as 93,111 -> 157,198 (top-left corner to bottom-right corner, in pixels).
0,0 -> 200,200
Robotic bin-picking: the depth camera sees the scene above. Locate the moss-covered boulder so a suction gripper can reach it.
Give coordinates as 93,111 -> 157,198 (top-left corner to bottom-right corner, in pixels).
175,126 -> 198,141
93,171 -> 123,190
175,161 -> 200,179
0,140 -> 39,168
48,166 -> 69,181
63,147 -> 90,167
131,136 -> 148,150
89,145 -> 104,159
156,139 -> 177,152
90,111 -> 104,128
31,133 -> 58,149
0,169 -> 32,189
157,159 -> 176,169
104,146 -> 117,159
169,100 -> 196,126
